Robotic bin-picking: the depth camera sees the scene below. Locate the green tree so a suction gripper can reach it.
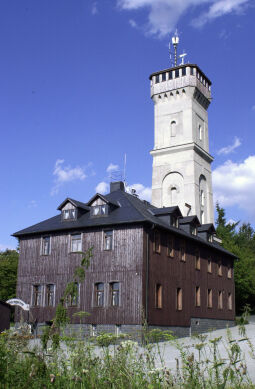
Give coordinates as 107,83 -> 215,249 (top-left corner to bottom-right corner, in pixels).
0,250 -> 19,302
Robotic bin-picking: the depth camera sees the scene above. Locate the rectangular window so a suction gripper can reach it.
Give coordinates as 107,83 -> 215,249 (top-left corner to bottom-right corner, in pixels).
218,291 -> 223,309
171,215 -> 178,228
154,231 -> 161,254
45,284 -> 55,307
155,284 -> 162,308
227,266 -> 232,279
208,258 -> 212,273
91,204 -> 107,216
66,282 -> 79,306
95,283 -> 104,307
32,285 -> 42,306
197,71 -> 200,80
180,241 -> 186,262
195,286 -> 201,307
191,226 -> 197,236
155,75 -> 160,84
71,234 -> 82,252
228,293 -> 232,310
175,69 -> 179,78
195,250 -> 200,270
62,209 -> 76,220
115,324 -> 121,337
110,282 -> 120,306
162,72 -> 166,81
168,71 -> 173,80
167,235 -> 174,257
190,67 -> 194,75
207,289 -> 212,308
218,262 -> 222,276
42,236 -> 51,255
177,288 -> 182,310
182,67 -> 186,76
104,230 -> 113,250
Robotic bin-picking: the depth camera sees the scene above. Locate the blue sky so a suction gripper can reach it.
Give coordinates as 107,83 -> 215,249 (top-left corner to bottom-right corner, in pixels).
1,0 -> 255,250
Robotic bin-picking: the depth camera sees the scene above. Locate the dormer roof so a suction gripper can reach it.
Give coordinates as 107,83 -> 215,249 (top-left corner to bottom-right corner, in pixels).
198,223 -> 216,233
151,206 -> 182,217
86,193 -> 119,208
57,198 -> 90,211
179,215 -> 201,226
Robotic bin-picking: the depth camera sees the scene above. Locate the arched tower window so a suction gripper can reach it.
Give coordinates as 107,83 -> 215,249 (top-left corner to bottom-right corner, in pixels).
171,121 -> 176,137
171,187 -> 178,204
162,172 -> 184,208
199,175 -> 207,224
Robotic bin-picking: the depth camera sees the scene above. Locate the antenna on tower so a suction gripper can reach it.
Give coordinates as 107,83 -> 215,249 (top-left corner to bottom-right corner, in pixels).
123,153 -> 127,184
172,29 -> 179,67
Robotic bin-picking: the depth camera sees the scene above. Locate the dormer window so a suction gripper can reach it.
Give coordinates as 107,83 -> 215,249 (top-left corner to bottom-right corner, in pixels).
208,233 -> 213,242
62,209 -> 76,220
191,225 -> 197,236
171,215 -> 179,228
91,204 -> 107,216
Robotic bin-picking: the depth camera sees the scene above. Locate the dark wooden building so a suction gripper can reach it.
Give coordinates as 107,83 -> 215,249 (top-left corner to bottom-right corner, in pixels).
13,181 -> 236,337
0,301 -> 11,332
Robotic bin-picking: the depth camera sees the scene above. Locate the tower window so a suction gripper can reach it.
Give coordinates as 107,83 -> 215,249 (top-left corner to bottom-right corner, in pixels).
200,189 -> 205,206
190,67 -> 194,75
198,124 -> 203,140
182,67 -> 186,76
155,284 -> 162,308
175,69 -> 179,78
162,72 -> 166,81
171,187 -> 178,204
155,75 -> 160,84
171,120 -> 177,137
168,71 -> 173,80
201,210 -> 205,224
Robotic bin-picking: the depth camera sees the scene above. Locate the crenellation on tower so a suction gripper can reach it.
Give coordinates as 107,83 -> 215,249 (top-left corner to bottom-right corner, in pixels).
150,39 -> 214,224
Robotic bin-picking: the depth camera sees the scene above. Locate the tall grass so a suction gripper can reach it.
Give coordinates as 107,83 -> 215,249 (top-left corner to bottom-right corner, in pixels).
0,323 -> 254,388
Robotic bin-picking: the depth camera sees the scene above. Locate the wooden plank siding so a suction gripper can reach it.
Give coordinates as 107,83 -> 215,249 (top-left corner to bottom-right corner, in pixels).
146,228 -> 235,327
16,225 -> 144,325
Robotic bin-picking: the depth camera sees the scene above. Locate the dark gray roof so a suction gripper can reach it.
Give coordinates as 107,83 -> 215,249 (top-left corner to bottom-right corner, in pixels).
86,193 -> 119,207
150,206 -> 181,216
198,223 -> 216,233
13,189 -> 236,258
179,216 -> 201,225
57,198 -> 90,211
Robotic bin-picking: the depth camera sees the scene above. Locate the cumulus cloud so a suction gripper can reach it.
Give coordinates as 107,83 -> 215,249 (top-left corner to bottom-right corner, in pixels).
117,0 -> 251,37
217,136 -> 241,155
106,163 -> 120,173
212,155 -> 255,215
95,181 -> 109,194
127,183 -> 152,201
51,159 -> 86,195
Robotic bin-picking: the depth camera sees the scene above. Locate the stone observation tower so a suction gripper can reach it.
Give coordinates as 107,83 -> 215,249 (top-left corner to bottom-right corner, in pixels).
150,32 -> 214,224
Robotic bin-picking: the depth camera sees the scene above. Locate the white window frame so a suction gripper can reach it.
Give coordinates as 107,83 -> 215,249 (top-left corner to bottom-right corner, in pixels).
41,236 -> 51,256
70,233 -> 82,253
45,284 -> 56,307
102,230 -> 114,251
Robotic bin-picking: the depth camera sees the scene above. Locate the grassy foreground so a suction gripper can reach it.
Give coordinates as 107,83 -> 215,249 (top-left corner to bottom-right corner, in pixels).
0,323 -> 255,389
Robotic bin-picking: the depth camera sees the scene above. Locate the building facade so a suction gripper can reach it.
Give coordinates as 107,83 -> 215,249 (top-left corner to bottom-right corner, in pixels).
14,182 -> 235,337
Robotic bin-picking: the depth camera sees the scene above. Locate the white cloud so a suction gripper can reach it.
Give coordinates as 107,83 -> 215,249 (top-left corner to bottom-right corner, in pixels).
117,0 -> 251,37
106,163 -> 120,173
51,159 -> 86,195
127,183 -> 152,201
95,181 -> 109,194
91,2 -> 98,15
129,19 -> 138,28
27,200 -> 38,208
0,244 -> 16,251
212,155 -> 255,215
217,136 -> 241,155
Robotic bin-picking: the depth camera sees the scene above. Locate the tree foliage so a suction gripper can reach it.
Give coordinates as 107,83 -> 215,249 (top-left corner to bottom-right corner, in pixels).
0,249 -> 19,302
215,203 -> 255,314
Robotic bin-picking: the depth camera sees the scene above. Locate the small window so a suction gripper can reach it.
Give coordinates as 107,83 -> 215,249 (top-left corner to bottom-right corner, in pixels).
155,75 -> 160,84
95,283 -> 104,307
195,286 -> 201,307
168,71 -> 173,80
175,69 -> 179,78
155,284 -> 162,308
200,189 -> 205,206
167,235 -> 174,257
190,67 -> 194,75
208,233 -> 213,242
32,285 -> 42,306
199,124 -> 203,140
170,120 -> 177,137
66,282 -> 79,306
182,67 -> 186,76
42,236 -> 51,255
90,324 -> 97,337
177,288 -> 182,310
62,209 -> 76,220
208,258 -> 212,273
71,234 -> 82,252
45,284 -> 55,307
104,230 -> 113,250
197,71 -> 200,80
91,204 -> 107,216
201,210 -> 205,224
191,225 -> 197,236
218,291 -> 223,309
162,72 -> 166,81
228,293 -> 232,310
227,266 -> 232,279
110,282 -> 120,306
115,324 -> 121,336
218,262 -> 222,276
171,215 -> 178,228
154,231 -> 161,254
180,241 -> 186,262
207,289 -> 212,308
195,250 -> 200,270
